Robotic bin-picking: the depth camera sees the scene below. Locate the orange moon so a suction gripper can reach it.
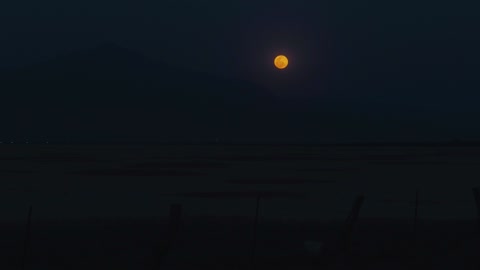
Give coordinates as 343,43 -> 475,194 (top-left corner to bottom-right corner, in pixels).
274,55 -> 288,69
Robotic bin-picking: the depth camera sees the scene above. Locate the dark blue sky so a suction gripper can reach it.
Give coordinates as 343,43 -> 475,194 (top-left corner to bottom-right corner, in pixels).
1,0 -> 479,142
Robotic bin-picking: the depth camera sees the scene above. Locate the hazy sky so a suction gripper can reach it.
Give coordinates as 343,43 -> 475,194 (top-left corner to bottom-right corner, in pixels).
1,0 -> 479,142
1,0 -> 476,74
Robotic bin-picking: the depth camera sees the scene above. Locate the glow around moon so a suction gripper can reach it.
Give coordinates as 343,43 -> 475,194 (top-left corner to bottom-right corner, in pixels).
274,55 -> 289,69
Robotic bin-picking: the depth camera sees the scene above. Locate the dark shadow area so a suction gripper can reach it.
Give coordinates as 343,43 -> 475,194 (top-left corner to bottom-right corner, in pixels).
227,177 -> 336,184
1,217 -> 479,270
127,161 -> 230,169
0,170 -> 34,174
0,156 -> 99,162
70,169 -> 208,177
368,161 -> 450,165
210,155 -> 361,162
177,191 -> 307,199
297,167 -> 359,173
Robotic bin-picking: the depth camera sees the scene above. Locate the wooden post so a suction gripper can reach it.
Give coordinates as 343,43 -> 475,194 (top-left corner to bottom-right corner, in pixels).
152,204 -> 183,269
473,187 -> 480,232
167,204 -> 182,247
21,205 -> 33,270
250,194 -> 261,270
413,191 -> 419,245
343,194 -> 365,255
473,187 -> 480,270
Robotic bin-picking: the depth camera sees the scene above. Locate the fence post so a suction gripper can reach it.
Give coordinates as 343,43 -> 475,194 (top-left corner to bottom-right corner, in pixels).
473,187 -> 480,232
343,194 -> 365,255
21,205 -> 33,270
250,194 -> 261,270
152,203 -> 183,269
413,191 -> 419,245
167,203 -> 183,247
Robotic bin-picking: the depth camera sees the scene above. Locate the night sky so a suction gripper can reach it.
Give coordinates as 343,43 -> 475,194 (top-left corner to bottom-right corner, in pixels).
1,0 -> 479,143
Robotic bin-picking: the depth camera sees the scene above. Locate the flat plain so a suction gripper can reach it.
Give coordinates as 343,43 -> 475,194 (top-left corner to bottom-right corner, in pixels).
0,144 -> 479,269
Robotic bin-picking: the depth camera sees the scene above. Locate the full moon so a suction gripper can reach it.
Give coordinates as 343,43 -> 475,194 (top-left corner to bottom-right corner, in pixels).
274,55 -> 289,69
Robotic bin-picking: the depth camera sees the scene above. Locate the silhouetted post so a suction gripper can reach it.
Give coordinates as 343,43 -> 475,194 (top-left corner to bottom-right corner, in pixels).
167,204 -> 182,247
21,205 -> 33,270
250,194 -> 261,270
473,187 -> 480,232
413,191 -> 419,245
343,194 -> 365,255
152,203 -> 183,269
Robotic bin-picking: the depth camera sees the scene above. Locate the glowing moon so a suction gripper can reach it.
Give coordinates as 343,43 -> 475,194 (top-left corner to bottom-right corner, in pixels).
274,55 -> 289,69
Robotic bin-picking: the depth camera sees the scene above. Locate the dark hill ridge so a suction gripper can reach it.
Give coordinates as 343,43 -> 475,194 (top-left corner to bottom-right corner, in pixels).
2,43 -> 477,143
3,43 -> 158,80
0,43 -> 295,141
1,43 -> 268,97
4,43 -> 281,108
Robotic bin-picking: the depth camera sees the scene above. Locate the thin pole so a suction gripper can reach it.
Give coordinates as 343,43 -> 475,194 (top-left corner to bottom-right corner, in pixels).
154,204 -> 183,268
250,194 -> 261,270
473,187 -> 480,270
21,205 -> 33,270
411,190 -> 420,255
413,191 -> 419,239
343,194 -> 364,255
167,204 -> 182,248
473,187 -> 480,232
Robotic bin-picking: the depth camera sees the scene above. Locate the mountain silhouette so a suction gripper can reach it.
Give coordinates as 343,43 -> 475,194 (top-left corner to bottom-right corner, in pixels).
0,43 -> 292,142
2,42 -> 271,99
2,42 -> 158,80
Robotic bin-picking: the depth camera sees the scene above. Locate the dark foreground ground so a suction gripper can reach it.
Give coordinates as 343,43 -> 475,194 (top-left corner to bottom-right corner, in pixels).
1,216 -> 479,270
1,144 -> 480,269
